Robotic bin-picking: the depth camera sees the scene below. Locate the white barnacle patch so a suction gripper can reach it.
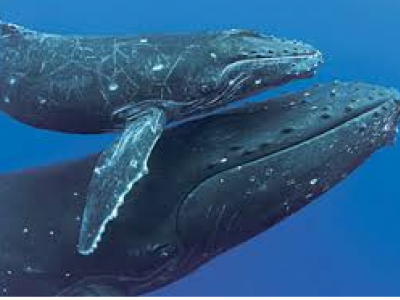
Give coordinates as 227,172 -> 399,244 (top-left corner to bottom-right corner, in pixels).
254,79 -> 262,85
9,77 -> 17,85
152,64 -> 165,72
73,192 -> 79,197
283,200 -> 291,212
286,179 -> 296,186
220,157 -> 228,163
108,82 -> 119,92
140,38 -> 148,43
24,266 -> 33,273
49,230 -> 55,236
38,96 -> 47,104
265,168 -> 274,177
210,52 -> 217,59
306,193 -> 314,200
310,178 -> 319,185
23,227 -> 29,234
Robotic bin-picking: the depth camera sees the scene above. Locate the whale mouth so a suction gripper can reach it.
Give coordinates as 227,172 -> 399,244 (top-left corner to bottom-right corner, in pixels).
221,49 -> 323,85
236,50 -> 323,77
221,33 -> 324,81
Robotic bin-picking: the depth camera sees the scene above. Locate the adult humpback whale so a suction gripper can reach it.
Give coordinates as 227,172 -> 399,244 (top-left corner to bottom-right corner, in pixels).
0,21 -> 323,255
0,82 -> 398,296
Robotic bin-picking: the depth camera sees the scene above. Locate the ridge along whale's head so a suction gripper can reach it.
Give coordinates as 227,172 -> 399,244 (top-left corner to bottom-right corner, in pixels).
176,29 -> 323,118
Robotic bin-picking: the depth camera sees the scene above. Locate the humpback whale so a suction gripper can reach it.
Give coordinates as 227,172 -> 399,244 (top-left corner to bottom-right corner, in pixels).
0,82 -> 398,296
0,21 -> 323,254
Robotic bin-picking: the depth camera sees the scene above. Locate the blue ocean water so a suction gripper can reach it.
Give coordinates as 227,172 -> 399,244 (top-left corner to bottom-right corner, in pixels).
0,0 -> 399,296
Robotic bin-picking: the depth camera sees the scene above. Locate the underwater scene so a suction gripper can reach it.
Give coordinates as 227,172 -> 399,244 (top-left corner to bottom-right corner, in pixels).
0,0 -> 399,296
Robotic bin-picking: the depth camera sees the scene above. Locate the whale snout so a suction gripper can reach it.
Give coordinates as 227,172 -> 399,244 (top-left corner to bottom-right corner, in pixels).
217,30 -> 323,89
245,35 -> 324,78
176,83 -> 400,252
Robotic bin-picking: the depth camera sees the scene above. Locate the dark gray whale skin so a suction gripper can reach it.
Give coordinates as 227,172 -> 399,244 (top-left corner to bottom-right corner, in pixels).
0,21 -> 321,133
0,82 -> 398,296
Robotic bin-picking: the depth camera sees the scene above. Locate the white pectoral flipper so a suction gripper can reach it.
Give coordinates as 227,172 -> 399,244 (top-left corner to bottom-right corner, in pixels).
78,107 -> 166,255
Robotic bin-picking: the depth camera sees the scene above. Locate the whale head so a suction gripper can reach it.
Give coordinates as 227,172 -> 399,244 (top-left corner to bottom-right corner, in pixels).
177,29 -> 323,118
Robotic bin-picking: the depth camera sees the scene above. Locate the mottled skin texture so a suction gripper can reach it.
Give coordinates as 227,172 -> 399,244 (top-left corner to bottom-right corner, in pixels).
0,22 -> 321,133
0,83 -> 398,296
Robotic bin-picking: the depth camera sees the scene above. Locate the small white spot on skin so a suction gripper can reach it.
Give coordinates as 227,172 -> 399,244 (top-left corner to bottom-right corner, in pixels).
75,216 -> 81,222
384,124 -> 391,132
236,166 -> 243,171
140,38 -> 148,43
9,77 -> 16,85
108,83 -> 119,92
306,193 -> 314,200
310,178 -> 319,185
130,160 -> 138,168
210,52 -> 217,59
304,92 -> 311,97
2,288 -> 7,293
265,168 -> 274,176
73,192 -> 79,197
220,157 -> 228,163
23,228 -> 29,234
6,270 -> 12,275
229,80 -> 235,86
49,231 -> 55,236
4,96 -> 10,104
65,273 -> 71,278
152,64 -> 165,71
287,179 -> 296,186
255,79 -> 262,85
219,178 -> 225,184
38,97 -> 47,104
25,266 -> 32,272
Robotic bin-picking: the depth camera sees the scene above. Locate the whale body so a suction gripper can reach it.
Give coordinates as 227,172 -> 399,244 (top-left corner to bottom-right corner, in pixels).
0,82 -> 398,296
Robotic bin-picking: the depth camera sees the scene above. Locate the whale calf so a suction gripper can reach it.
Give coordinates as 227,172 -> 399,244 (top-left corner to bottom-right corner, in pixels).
0,82 -> 398,296
0,21 -> 323,254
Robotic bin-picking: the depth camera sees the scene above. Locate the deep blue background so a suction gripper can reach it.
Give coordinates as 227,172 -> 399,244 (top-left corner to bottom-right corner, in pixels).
0,0 -> 399,296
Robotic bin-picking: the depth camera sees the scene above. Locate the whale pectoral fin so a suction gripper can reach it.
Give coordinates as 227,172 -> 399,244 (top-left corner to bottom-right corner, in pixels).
78,107 -> 166,255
